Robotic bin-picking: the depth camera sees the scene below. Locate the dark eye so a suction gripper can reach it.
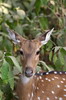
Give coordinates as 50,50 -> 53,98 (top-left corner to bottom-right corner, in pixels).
36,50 -> 40,55
17,50 -> 23,55
19,50 -> 23,55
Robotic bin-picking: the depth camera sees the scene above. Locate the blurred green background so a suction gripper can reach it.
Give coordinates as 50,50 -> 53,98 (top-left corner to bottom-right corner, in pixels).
0,0 -> 66,99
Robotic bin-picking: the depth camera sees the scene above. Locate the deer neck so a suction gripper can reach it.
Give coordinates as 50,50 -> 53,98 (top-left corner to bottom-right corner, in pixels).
17,74 -> 36,100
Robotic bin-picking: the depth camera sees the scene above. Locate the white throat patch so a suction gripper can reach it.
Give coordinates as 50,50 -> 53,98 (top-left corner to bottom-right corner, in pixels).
21,75 -> 32,84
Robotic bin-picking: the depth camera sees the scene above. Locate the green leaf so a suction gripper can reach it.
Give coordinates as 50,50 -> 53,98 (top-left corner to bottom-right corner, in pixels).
49,51 -> 52,61
39,61 -> 54,71
35,0 -> 41,14
39,17 -> 48,30
46,41 -> 53,51
8,56 -> 21,73
0,51 -> 3,59
8,69 -> 14,90
60,48 -> 66,56
55,59 -> 62,71
53,54 -> 57,64
1,59 -> 9,83
40,0 -> 48,5
36,66 -> 42,72
54,46 -> 61,53
15,24 -> 23,35
58,51 -> 65,65
0,90 -> 3,100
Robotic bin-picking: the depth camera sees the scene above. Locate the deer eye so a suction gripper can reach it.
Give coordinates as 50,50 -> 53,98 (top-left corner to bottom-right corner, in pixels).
17,50 -> 23,55
36,50 -> 40,55
19,50 -> 23,55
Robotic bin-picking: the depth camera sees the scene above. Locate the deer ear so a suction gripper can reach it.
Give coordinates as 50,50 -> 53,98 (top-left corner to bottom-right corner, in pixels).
6,28 -> 25,44
39,28 -> 54,45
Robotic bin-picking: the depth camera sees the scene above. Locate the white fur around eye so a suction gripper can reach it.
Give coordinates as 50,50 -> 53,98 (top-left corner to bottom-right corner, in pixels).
41,28 -> 54,45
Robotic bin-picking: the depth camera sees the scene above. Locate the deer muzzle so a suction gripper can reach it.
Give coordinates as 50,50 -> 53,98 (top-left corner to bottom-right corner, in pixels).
25,67 -> 33,77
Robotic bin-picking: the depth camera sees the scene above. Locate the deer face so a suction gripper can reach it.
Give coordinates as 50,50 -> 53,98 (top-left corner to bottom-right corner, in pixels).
7,28 -> 54,78
19,39 -> 41,77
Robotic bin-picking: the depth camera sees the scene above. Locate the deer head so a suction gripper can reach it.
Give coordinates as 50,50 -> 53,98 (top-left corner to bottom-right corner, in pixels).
7,28 -> 54,78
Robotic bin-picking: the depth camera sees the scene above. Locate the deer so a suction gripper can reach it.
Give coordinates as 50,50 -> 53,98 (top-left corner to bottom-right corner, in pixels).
7,28 -> 66,100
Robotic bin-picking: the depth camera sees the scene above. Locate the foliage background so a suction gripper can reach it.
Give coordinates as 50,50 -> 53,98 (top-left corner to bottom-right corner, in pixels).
0,0 -> 66,99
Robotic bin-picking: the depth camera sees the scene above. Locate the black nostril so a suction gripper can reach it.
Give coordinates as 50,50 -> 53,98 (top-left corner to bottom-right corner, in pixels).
25,67 -> 33,77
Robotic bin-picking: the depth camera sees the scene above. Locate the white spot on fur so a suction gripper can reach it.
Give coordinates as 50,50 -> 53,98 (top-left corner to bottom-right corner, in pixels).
37,77 -> 39,81
64,89 -> 66,91
54,76 -> 59,79
39,76 -> 42,79
60,81 -> 64,83
57,85 -> 60,88
59,72 -> 62,74
51,91 -> 55,94
62,78 -> 65,81
38,97 -> 40,100
42,91 -> 44,93
37,87 -> 39,90
59,97 -> 63,100
54,71 -> 57,74
64,85 -> 66,87
41,80 -> 44,82
46,97 -> 50,100
46,72 -> 49,75
64,94 -> 66,97
48,79 -> 51,82
31,92 -> 33,97
37,72 -> 40,74
51,78 -> 55,80
41,73 -> 43,75
55,96 -> 58,99
28,94 -> 30,98
45,78 -> 48,80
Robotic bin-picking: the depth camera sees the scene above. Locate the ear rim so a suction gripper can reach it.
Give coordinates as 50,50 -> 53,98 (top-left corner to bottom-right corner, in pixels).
41,28 -> 54,45
34,28 -> 54,45
6,27 -> 26,44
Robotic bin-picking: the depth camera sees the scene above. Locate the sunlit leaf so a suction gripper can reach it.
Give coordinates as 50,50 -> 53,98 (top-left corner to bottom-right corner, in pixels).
0,3 -> 11,8
1,6 -> 8,14
39,61 -> 54,71
50,0 -> 55,5
8,56 -> 21,73
16,8 -> 26,19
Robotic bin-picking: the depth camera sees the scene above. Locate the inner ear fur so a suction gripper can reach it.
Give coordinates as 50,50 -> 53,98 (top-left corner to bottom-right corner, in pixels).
7,28 -> 26,44
38,31 -> 50,41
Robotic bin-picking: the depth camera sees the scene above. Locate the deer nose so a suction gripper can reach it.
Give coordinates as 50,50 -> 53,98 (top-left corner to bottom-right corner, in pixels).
25,67 -> 33,77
